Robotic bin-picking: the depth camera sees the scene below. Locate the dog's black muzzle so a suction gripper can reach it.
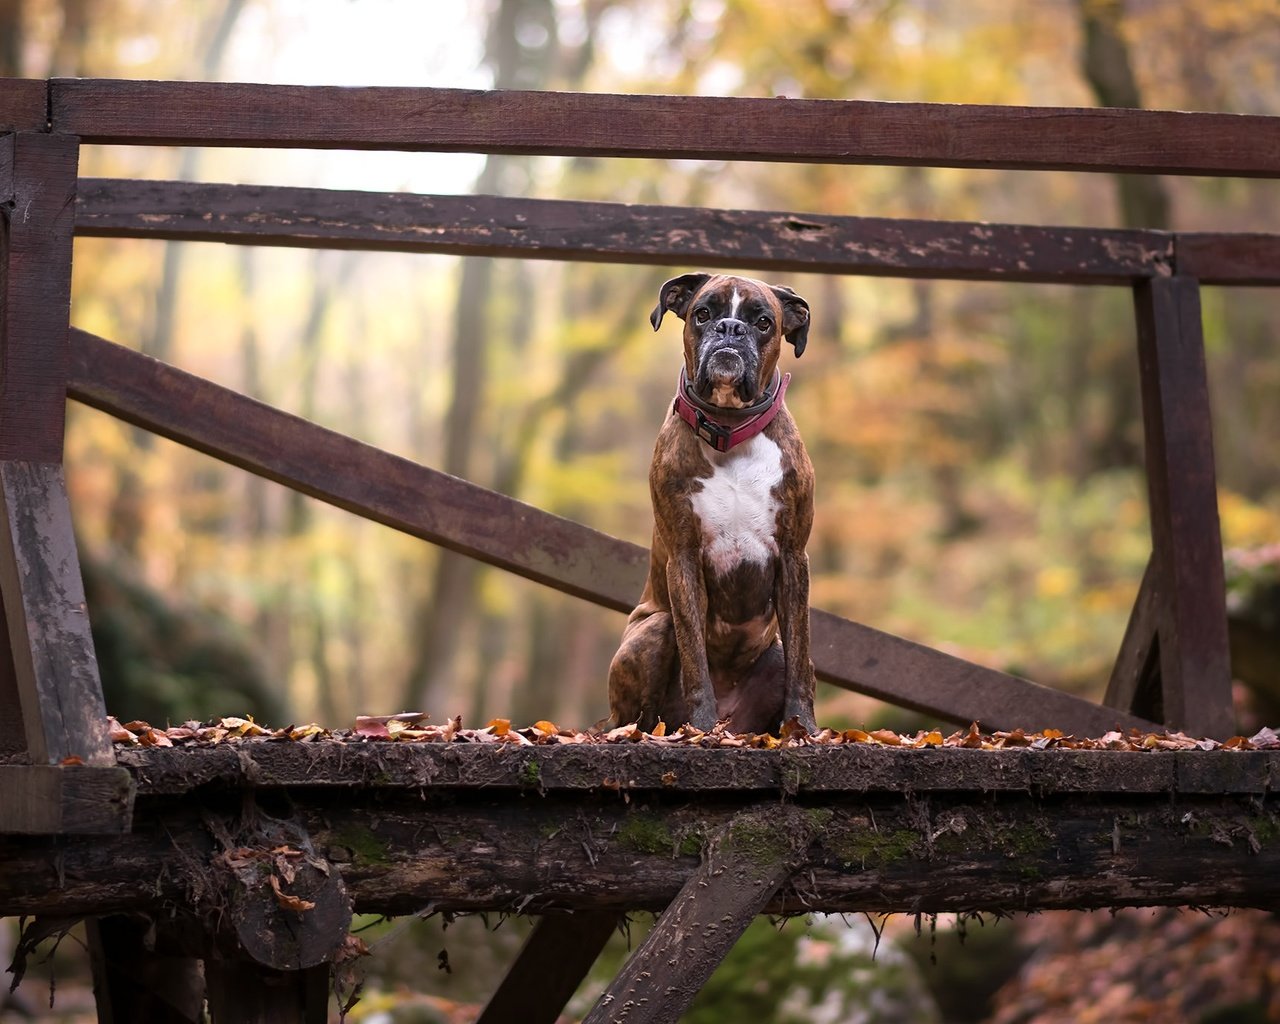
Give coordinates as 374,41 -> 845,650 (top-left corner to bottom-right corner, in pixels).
695,319 -> 761,404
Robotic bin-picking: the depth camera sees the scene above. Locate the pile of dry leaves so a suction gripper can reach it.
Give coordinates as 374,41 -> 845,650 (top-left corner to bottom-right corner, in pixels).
106,714 -> 1280,753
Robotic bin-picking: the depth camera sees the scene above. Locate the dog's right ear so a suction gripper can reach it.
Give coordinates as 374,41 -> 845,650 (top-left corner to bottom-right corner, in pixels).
650,273 -> 711,331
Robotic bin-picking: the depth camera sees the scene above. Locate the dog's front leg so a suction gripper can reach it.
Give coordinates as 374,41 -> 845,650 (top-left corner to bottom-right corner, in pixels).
664,549 -> 719,730
776,547 -> 817,733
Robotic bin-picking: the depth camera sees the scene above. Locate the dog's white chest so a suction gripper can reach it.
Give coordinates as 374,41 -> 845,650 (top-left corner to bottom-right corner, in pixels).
689,434 -> 783,576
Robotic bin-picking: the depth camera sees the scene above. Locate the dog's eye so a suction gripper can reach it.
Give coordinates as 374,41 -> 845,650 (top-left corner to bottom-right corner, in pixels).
756,316 -> 773,332
694,308 -> 711,324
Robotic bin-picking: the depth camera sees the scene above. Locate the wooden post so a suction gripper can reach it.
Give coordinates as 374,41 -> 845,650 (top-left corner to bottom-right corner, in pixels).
477,912 -> 618,1024
87,916 -> 205,1024
0,131 -> 114,767
204,960 -> 329,1024
582,807 -> 817,1024
1108,276 -> 1234,737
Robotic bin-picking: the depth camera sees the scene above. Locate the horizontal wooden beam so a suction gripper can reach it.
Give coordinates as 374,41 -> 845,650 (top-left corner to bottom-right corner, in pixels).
73,178 -> 1175,284
0,80 -> 49,132
2,746 -> 1278,918
1175,232 -> 1280,286
51,80 -> 1280,177
0,764 -> 134,834
66,330 -> 1149,735
115,740 -> 1276,799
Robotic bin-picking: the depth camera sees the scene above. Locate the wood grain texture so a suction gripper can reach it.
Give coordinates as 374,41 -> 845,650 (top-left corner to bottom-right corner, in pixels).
49,80 -> 1280,177
478,912 -> 619,1024
0,462 -> 114,765
0,132 -> 79,461
66,329 -> 649,613
1175,232 -> 1280,285
67,330 -> 1150,734
1104,556 -> 1162,718
810,607 -> 1152,734
582,806 -> 818,1024
0,133 -> 13,204
0,80 -> 49,132
73,177 -> 1175,284
3,759 -> 1279,918
0,764 -> 134,833
1133,277 -> 1234,737
116,742 -> 1275,799
86,916 -> 205,1024
204,962 -> 329,1024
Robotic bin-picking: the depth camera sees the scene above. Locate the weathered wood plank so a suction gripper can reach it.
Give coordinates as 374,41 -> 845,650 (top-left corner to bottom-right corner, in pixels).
66,329 -> 648,613
115,739 -> 1218,798
66,330 -> 1152,734
1175,232 -> 1280,286
583,806 -> 817,1024
0,133 -> 13,203
477,912 -> 619,1024
0,132 -> 79,460
49,80 -> 1280,177
0,80 -> 48,132
0,764 -> 134,833
0,462 -> 114,765
73,178 -> 1175,284
205,961 -> 329,1024
810,608 -> 1151,734
1132,277 -> 1234,737
1104,555 -> 1162,719
86,916 -> 205,1024
2,781 -> 1278,918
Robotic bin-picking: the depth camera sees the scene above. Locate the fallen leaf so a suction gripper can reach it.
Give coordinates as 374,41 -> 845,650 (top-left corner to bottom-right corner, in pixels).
269,874 -> 315,913
138,728 -> 174,748
335,934 -> 370,964
1248,726 -> 1279,750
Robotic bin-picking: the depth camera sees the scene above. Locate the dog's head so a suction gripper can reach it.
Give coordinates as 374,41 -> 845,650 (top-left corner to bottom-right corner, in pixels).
650,273 -> 810,408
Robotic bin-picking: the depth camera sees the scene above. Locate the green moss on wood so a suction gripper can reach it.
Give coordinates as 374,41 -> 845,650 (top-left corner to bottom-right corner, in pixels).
332,824 -> 389,865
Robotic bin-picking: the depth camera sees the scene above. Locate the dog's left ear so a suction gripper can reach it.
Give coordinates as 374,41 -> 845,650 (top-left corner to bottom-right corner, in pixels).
650,273 -> 711,331
771,285 -> 811,357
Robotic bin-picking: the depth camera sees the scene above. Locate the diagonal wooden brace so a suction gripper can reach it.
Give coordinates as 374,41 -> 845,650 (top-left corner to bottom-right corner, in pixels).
583,806 -> 819,1024
477,911 -> 619,1024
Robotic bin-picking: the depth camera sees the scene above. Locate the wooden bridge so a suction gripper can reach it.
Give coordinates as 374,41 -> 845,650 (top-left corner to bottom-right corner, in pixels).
1,79 -> 1278,1021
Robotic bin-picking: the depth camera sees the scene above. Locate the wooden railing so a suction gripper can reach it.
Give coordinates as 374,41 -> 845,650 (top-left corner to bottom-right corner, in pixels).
3,76 -> 1278,1024
5,78 -> 1277,804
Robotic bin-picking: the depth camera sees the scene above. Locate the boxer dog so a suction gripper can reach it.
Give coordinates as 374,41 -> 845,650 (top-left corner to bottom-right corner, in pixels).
607,272 -> 817,735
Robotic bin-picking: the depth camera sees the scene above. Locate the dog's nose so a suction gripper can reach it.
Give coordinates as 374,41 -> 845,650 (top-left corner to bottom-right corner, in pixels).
713,319 -> 748,338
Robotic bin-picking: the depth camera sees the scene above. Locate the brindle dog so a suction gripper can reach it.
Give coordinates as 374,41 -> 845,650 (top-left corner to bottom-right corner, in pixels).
607,273 -> 817,735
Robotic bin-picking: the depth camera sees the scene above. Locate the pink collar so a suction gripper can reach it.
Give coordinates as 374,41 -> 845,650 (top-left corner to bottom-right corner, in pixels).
673,369 -> 790,453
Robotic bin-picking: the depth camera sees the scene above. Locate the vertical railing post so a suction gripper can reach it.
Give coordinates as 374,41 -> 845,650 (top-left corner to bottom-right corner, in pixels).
1107,275 -> 1234,737
0,129 -> 114,766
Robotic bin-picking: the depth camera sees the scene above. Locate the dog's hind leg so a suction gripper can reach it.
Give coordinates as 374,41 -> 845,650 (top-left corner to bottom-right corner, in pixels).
606,611 -> 679,732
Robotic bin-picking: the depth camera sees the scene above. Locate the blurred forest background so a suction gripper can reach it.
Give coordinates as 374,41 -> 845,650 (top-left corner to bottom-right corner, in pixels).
3,0 -> 1280,1021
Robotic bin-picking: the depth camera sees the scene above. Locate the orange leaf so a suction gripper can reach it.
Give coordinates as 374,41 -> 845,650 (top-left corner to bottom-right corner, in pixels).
269,875 -> 315,913
651,720 -> 667,738
487,718 -> 511,737
869,729 -> 902,746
